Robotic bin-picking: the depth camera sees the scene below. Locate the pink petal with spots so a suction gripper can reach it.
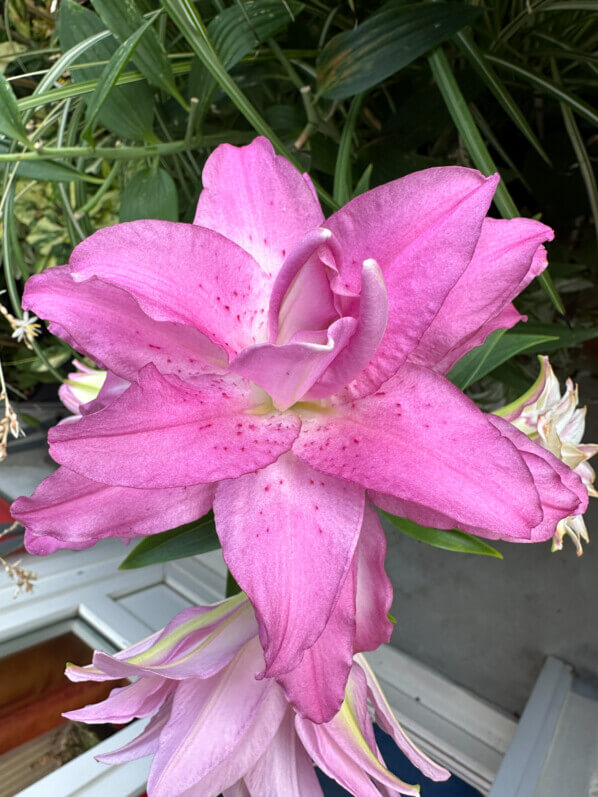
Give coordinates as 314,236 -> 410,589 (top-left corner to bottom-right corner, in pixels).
410,218 -> 553,373
325,168 -> 499,398
372,417 -> 587,543
294,362 -> 542,537
194,137 -> 324,279
213,452 -> 364,680
49,364 -> 301,488
229,317 -> 357,411
23,267 -> 227,381
68,220 -> 271,355
11,466 -> 214,555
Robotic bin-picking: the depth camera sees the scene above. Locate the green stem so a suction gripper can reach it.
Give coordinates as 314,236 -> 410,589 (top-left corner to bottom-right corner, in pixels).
0,131 -> 253,163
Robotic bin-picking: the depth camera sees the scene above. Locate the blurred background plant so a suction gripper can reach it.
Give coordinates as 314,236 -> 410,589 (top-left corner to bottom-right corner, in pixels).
0,0 -> 596,416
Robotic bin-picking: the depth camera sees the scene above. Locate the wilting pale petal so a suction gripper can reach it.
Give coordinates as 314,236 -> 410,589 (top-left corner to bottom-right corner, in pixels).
276,556 -> 356,723
97,702 -> 172,765
307,259 -> 388,400
230,317 -> 357,411
194,137 -> 324,279
50,365 -> 301,488
214,452 -> 364,680
59,360 -> 107,415
295,363 -> 542,536
244,711 -> 323,797
296,665 -> 420,796
11,466 -> 214,555
353,501 -> 394,653
65,677 -> 172,724
68,220 -> 271,355
410,218 -> 552,373
93,598 -> 257,681
325,168 -> 499,397
357,655 -> 450,782
24,267 -> 227,381
148,639 -> 287,797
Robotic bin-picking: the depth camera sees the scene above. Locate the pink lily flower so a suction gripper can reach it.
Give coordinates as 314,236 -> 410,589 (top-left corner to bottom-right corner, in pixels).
64,594 -> 449,796
12,137 -> 586,720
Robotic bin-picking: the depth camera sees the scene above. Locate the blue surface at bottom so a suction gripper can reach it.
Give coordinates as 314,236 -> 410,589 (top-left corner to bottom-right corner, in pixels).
319,725 -> 481,796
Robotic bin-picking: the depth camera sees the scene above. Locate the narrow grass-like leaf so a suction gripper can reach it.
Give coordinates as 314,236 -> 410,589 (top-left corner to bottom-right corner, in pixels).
0,74 -> 30,143
161,0 -> 338,210
58,0 -> 154,140
485,56 -> 598,128
551,59 -> 598,252
317,1 -> 481,100
448,330 -> 558,390
510,322 -> 598,354
81,15 -> 158,142
333,92 -> 364,205
120,167 -> 179,222
428,47 -> 565,315
119,512 -> 220,570
0,143 -> 102,182
353,163 -> 373,197
91,0 -> 186,107
380,512 -> 503,558
455,30 -> 550,165
189,0 -> 303,122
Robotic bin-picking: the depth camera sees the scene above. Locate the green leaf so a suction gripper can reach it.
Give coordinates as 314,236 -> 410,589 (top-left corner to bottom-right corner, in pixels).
448,330 -> 558,390
333,92 -> 364,205
81,14 -> 158,142
189,1 -> 303,122
380,512 -> 503,558
455,31 -> 550,166
58,0 -> 154,140
353,163 -> 373,197
0,73 -> 30,143
427,47 -> 565,316
510,322 -> 598,354
317,1 -> 481,100
119,512 -> 220,570
91,0 -> 185,107
120,167 -> 179,222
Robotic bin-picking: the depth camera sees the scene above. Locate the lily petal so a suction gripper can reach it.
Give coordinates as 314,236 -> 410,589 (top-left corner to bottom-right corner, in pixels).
244,711 -> 323,797
96,700 -> 173,765
354,501 -> 394,653
229,317 -> 357,411
294,363 -> 542,537
276,554 -> 356,723
64,677 -> 172,724
411,218 -> 553,373
11,466 -> 215,556
213,452 -> 364,679
68,221 -> 271,355
148,639 -> 287,797
325,167 -> 499,397
194,137 -> 324,279
50,365 -> 301,488
23,267 -> 227,381
357,655 -> 450,782
307,258 -> 388,399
